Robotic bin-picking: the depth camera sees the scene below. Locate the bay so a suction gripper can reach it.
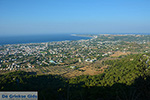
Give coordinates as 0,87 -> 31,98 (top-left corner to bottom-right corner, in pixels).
0,34 -> 91,45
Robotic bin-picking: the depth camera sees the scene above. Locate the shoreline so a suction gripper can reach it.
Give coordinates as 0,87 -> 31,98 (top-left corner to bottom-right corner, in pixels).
0,34 -> 93,46
1,33 -> 149,46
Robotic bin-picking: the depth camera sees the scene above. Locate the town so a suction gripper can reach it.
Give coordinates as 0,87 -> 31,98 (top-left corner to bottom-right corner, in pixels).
0,34 -> 150,77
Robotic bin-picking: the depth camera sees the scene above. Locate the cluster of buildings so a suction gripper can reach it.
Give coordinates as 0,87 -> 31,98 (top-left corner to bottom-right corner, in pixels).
0,34 -> 150,72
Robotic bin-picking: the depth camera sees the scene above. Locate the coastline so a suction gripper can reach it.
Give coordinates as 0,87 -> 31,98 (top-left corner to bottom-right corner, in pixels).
1,33 -> 149,46
0,34 -> 92,46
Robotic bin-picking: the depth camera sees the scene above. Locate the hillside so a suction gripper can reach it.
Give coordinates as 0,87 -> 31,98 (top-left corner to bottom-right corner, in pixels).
0,53 -> 150,100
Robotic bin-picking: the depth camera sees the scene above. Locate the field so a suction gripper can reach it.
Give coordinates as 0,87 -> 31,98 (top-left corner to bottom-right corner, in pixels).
0,57 -> 119,78
110,51 -> 131,57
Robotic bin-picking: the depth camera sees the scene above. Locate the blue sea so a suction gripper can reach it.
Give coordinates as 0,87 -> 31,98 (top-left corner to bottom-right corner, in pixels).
0,34 -> 92,45
0,33 -> 149,45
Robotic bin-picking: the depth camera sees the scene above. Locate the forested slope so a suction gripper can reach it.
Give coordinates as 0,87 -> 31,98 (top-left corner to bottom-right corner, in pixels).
0,53 -> 150,100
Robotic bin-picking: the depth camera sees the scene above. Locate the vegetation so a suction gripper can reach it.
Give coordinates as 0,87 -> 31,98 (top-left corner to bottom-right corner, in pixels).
0,53 -> 150,100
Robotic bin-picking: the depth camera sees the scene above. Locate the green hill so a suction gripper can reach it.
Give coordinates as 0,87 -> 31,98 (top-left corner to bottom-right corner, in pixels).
0,53 -> 150,100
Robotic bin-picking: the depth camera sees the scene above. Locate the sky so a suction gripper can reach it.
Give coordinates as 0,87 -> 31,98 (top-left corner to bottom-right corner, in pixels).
0,0 -> 150,36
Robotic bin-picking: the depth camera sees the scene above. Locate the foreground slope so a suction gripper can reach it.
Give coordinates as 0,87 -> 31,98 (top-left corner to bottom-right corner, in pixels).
0,53 -> 150,100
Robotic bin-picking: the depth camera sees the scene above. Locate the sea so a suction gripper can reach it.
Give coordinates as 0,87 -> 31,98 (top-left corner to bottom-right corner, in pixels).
0,33 -> 149,45
0,34 -> 92,45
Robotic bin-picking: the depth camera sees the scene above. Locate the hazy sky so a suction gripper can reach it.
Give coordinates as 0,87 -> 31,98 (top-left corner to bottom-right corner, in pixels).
0,0 -> 150,36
